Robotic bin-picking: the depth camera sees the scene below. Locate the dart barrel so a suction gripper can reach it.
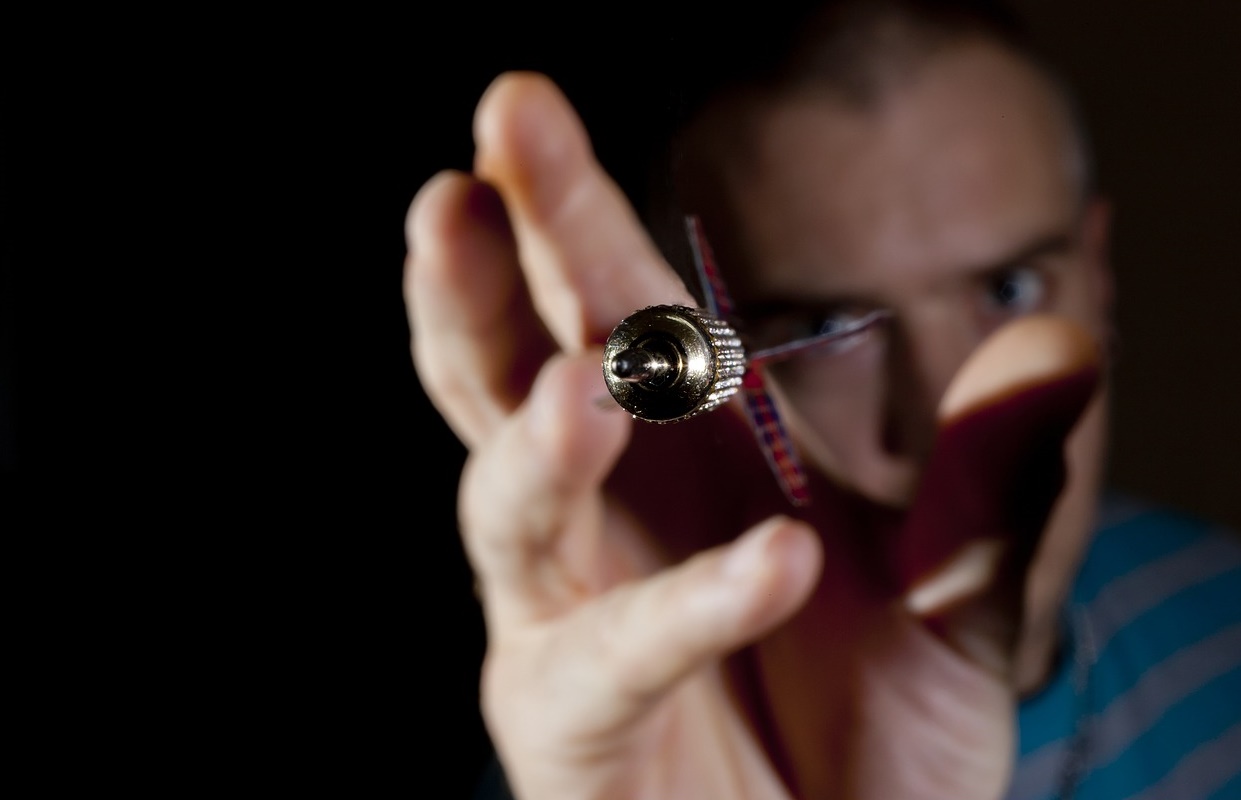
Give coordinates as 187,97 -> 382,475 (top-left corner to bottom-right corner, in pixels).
602,304 -> 746,422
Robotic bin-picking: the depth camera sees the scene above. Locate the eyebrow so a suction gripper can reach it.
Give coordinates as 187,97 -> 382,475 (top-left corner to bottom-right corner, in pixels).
970,231 -> 1076,277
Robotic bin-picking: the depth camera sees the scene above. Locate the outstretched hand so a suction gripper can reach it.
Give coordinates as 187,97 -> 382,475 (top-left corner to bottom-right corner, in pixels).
406,72 -> 1100,800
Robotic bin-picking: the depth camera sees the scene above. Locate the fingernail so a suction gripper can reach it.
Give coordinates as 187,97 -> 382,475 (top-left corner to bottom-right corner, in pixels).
407,169 -> 461,246
721,517 -> 786,581
904,539 -> 1006,617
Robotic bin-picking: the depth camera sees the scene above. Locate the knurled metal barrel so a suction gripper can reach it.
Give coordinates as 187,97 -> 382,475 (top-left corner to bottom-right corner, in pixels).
602,304 -> 746,423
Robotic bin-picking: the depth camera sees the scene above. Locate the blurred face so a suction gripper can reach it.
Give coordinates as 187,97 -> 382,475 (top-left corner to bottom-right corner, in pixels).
689,40 -> 1113,671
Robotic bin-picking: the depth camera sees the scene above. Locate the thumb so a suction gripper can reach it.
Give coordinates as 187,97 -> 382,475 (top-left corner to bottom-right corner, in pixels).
896,315 -> 1101,675
559,515 -> 822,733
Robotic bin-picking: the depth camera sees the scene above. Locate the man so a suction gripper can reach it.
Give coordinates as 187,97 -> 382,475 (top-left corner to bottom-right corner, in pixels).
406,2 -> 1241,798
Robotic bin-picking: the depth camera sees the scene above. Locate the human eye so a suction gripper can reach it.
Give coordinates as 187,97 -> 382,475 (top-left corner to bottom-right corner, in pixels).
981,265 -> 1047,315
810,308 -> 867,337
742,304 -> 884,360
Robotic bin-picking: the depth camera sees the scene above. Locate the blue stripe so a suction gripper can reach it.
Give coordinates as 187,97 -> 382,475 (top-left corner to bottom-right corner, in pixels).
1085,535 -> 1241,649
1015,647 -> 1078,756
1078,665 -> 1241,798
1075,510 -> 1223,605
1091,565 -> 1241,709
1205,736 -> 1241,800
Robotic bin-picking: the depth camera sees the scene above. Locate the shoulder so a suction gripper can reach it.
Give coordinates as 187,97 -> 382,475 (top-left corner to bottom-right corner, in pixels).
1066,493 -> 1241,798
1073,492 -> 1241,680
1075,492 -> 1241,610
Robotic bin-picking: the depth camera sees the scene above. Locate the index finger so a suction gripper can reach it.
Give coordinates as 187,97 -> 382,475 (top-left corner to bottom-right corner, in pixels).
473,72 -> 693,350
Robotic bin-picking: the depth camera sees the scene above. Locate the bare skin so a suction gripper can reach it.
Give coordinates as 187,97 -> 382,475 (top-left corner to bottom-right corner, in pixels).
407,39 -> 1112,800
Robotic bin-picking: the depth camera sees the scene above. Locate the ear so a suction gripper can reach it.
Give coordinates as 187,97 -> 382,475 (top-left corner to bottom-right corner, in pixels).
1079,196 -> 1114,323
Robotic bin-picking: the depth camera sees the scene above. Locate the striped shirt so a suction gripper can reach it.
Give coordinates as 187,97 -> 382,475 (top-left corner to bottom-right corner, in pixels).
1009,495 -> 1241,800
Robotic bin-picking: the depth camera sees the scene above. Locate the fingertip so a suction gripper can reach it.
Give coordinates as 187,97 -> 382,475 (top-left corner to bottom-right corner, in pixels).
722,515 -> 811,572
474,70 -> 555,122
592,515 -> 822,708
939,314 -> 1101,422
903,539 -> 1007,617
405,170 -> 517,307
472,71 -> 591,201
474,71 -> 567,145
778,518 -> 826,598
406,169 -> 470,255
721,516 -> 823,627
405,171 -> 465,315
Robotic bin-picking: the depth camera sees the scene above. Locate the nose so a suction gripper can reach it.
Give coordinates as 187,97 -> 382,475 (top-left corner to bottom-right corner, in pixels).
770,313 -> 984,509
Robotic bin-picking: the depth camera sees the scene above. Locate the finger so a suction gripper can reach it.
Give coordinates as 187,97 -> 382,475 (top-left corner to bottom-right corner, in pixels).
904,314 -> 1101,590
553,515 -> 822,731
898,315 -> 1102,673
460,351 -> 633,630
937,314 -> 1101,424
406,170 -> 557,447
473,72 -> 693,350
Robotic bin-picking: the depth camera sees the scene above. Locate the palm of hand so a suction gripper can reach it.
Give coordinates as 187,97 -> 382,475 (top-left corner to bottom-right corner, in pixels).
603,360 -> 1092,799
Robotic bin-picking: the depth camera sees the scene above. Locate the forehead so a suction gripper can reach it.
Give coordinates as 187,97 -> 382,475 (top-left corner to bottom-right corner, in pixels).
700,41 -> 1082,298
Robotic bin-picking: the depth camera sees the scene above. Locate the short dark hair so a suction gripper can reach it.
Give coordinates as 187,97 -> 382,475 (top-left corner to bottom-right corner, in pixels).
662,1 -> 1033,119
641,0 -> 1094,279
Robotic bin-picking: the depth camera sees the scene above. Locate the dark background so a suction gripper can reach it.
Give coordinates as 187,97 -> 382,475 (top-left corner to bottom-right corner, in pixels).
22,1 -> 1234,794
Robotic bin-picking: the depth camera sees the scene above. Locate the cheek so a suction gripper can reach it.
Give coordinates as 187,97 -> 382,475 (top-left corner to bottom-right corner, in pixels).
768,337 -> 887,456
1050,262 -> 1109,339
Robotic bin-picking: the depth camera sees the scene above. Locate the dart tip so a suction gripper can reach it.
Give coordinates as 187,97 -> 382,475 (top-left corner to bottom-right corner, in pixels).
609,348 -> 669,384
